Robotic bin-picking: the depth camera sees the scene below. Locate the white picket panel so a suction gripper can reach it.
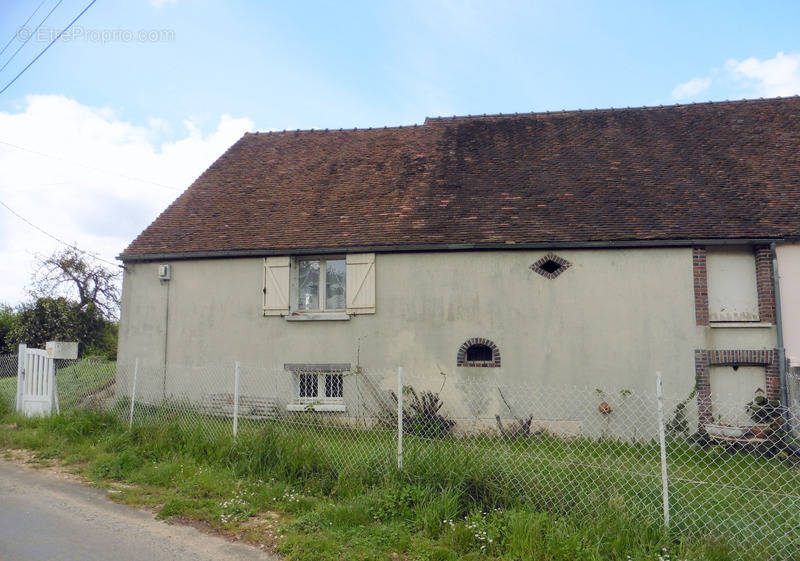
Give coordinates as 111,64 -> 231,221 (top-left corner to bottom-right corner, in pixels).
16,345 -> 59,416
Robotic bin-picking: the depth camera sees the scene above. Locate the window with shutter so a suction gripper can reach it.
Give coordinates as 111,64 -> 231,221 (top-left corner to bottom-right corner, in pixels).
264,253 -> 375,319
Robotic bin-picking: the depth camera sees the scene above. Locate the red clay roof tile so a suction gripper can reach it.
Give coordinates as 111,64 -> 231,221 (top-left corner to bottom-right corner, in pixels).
121,97 -> 800,259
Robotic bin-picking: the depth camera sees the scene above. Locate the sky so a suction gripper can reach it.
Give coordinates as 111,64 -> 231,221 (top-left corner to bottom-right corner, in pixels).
0,0 -> 799,306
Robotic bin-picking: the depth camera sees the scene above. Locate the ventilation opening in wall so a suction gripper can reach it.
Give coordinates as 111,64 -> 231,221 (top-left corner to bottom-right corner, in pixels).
466,344 -> 492,362
457,338 -> 501,367
530,254 -> 571,279
539,260 -> 561,274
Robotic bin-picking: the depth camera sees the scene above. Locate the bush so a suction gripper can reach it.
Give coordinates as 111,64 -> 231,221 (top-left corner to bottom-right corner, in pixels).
394,387 -> 455,438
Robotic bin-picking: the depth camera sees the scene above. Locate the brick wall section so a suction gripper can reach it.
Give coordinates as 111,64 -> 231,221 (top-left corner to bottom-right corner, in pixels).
707,349 -> 774,366
695,348 -> 781,427
693,248 -> 708,326
695,349 -> 712,425
765,358 -> 781,402
755,246 -> 776,323
695,246 -> 775,324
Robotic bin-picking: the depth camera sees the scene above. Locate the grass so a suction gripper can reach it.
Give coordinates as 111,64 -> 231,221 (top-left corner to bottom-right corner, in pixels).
1,404 -> 799,561
0,358 -> 115,411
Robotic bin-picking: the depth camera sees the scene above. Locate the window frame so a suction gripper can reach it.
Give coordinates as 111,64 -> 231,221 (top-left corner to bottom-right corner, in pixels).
706,247 -> 760,323
290,255 -> 347,315
285,363 -> 348,412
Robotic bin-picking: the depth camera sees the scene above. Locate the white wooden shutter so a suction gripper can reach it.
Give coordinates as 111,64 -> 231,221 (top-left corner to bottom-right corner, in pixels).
346,253 -> 375,314
263,256 -> 290,316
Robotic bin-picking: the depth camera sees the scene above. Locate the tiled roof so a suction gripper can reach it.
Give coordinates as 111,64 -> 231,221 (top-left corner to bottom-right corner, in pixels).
121,97 -> 800,260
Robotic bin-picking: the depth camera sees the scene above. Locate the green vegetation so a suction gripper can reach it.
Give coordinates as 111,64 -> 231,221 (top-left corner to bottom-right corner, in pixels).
0,304 -> 16,354
3,297 -> 117,359
0,358 -> 115,411
2,247 -> 121,359
2,405 -> 797,560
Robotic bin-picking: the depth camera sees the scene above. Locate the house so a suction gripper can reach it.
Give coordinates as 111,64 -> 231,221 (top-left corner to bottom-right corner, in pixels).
117,97 -> 800,436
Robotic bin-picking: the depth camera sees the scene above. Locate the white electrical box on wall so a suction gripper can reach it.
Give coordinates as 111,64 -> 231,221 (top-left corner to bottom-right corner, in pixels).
158,264 -> 171,281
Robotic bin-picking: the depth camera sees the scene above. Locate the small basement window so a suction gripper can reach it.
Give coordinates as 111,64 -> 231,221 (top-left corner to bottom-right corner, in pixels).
457,338 -> 501,367
285,363 -> 349,411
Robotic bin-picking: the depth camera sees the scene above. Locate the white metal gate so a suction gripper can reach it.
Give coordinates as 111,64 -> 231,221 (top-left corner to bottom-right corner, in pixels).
15,344 -> 60,416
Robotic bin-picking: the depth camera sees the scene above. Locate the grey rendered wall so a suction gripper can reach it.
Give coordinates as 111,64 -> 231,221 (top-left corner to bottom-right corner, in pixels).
116,248 -> 773,436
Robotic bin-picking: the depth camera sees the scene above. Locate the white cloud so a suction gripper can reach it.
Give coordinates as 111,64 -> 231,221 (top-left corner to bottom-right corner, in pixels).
672,51 -> 800,101
724,52 -> 800,97
672,77 -> 712,100
0,94 -> 253,305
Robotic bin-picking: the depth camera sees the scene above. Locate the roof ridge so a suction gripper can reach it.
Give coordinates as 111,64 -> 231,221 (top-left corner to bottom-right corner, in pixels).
246,96 -> 800,135
423,95 -> 800,124
248,122 -> 424,136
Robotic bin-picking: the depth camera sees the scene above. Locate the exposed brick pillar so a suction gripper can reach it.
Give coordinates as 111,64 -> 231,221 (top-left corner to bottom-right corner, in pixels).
693,248 -> 709,326
765,349 -> 781,401
755,246 -> 775,323
695,349 -> 712,426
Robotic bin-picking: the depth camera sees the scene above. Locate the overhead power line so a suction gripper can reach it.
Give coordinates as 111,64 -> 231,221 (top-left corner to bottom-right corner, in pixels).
0,139 -> 182,191
0,0 -> 98,96
0,0 -> 64,76
0,198 -> 119,266
0,0 -> 48,60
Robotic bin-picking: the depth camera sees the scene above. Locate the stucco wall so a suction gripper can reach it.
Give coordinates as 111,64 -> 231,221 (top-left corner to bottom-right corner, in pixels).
116,247 -> 775,436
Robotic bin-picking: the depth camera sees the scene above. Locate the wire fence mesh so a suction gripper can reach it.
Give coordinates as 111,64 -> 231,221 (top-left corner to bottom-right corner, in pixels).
2,355 -> 800,558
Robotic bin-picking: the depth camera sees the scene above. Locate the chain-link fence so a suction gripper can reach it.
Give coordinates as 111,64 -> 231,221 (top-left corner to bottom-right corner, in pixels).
2,355 -> 800,558
0,354 -> 16,378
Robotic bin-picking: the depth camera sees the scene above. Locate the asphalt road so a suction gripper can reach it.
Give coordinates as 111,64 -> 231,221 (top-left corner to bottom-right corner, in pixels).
0,460 -> 277,561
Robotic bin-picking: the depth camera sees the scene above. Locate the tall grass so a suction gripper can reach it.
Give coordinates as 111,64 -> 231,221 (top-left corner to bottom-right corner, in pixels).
0,408 -> 794,560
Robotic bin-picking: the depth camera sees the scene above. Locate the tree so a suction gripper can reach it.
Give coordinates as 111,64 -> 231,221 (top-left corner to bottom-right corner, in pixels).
30,248 -> 121,321
5,297 -> 117,359
0,304 -> 16,354
3,249 -> 122,359
7,297 -> 92,349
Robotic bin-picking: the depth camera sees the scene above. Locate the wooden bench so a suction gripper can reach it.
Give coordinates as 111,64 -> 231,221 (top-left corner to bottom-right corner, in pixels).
202,393 -> 278,420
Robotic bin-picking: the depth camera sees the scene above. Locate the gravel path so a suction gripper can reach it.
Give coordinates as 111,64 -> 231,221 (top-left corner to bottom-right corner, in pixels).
0,459 -> 278,561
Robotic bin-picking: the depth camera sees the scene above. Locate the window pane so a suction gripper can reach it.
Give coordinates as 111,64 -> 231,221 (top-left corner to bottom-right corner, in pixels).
299,373 -> 318,398
297,259 -> 320,310
325,374 -> 343,398
325,259 -> 346,310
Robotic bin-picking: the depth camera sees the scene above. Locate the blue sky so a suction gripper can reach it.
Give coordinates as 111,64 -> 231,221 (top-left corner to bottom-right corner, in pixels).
2,1 -> 800,132
0,0 -> 799,304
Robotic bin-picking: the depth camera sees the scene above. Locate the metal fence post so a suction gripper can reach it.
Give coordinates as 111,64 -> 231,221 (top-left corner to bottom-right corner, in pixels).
128,359 -> 139,429
656,371 -> 670,528
15,343 -> 26,412
50,357 -> 59,415
397,366 -> 403,470
233,361 -> 241,438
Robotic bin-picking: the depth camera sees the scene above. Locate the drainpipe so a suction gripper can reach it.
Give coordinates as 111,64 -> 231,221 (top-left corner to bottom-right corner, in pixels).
770,243 -> 789,410
162,278 -> 170,401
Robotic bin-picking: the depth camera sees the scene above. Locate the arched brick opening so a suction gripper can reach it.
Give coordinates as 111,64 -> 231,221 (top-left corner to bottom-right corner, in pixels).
457,338 -> 501,367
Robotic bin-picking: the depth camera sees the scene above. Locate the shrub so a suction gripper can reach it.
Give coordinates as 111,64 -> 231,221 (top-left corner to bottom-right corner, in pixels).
394,386 -> 455,438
